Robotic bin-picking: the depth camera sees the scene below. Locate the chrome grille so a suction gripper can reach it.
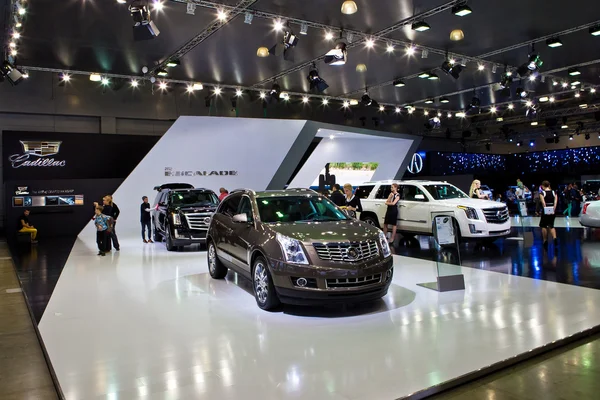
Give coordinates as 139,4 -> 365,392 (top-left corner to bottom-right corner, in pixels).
482,207 -> 509,224
326,274 -> 382,288
185,213 -> 213,230
313,241 -> 379,262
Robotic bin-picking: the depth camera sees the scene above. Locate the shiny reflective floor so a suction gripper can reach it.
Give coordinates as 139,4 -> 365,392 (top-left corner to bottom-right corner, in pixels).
38,233 -> 600,400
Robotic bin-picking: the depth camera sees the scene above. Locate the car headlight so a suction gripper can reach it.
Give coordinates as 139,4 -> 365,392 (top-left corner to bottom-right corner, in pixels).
172,213 -> 182,225
378,231 -> 391,258
276,233 -> 309,264
458,206 -> 478,220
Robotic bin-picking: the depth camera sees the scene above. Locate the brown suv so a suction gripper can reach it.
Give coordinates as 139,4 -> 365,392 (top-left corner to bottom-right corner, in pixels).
206,188 -> 394,310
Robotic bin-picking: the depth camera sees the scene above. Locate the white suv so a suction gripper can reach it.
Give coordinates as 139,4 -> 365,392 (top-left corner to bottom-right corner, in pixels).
356,180 -> 511,241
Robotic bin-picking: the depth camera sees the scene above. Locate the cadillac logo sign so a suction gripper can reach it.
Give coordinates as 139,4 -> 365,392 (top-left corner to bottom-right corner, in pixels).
9,141 -> 66,168
346,247 -> 359,261
165,167 -> 237,177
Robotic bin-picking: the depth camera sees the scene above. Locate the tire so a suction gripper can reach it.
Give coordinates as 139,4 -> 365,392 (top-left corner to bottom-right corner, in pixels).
207,241 -> 227,279
154,229 -> 163,242
165,224 -> 176,252
252,256 -> 280,311
362,214 -> 380,228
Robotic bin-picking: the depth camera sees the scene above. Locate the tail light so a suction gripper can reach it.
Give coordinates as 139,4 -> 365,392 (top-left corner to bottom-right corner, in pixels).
583,203 -> 590,214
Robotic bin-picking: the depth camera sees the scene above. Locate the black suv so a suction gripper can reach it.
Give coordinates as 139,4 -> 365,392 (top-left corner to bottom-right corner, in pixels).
152,186 -> 219,251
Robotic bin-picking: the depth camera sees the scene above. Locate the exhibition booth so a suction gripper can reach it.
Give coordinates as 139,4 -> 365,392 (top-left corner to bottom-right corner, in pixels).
5,117 -> 600,399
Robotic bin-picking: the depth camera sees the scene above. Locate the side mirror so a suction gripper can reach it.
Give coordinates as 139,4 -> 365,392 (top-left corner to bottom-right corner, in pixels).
233,213 -> 249,223
414,194 -> 425,201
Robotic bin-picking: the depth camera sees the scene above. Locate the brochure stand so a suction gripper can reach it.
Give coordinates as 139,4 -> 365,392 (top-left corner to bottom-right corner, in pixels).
417,213 -> 465,292
507,199 -> 533,247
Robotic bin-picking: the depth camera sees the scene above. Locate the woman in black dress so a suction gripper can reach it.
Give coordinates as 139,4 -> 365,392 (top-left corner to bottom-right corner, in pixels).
539,180 -> 557,251
469,180 -> 488,199
342,183 -> 362,218
383,183 -> 400,243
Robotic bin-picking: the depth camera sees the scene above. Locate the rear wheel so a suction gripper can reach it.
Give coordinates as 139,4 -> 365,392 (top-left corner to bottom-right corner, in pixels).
208,241 -> 227,279
154,229 -> 163,242
252,257 -> 280,311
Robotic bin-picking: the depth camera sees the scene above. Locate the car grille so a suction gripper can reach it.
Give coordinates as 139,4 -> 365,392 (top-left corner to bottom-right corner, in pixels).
482,207 -> 509,224
326,274 -> 382,288
185,213 -> 213,230
313,241 -> 379,262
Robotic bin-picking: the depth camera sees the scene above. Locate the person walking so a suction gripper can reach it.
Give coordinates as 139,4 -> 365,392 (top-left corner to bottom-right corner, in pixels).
469,180 -> 488,199
105,195 -> 120,251
218,188 -> 229,202
563,184 -> 573,217
141,196 -> 153,243
94,206 -> 113,256
383,183 -> 400,243
330,183 -> 345,207
17,209 -> 38,244
539,181 -> 557,251
342,183 -> 362,219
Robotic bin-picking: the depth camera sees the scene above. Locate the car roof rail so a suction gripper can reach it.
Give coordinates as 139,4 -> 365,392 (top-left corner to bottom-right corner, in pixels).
230,188 -> 255,195
286,188 -> 319,193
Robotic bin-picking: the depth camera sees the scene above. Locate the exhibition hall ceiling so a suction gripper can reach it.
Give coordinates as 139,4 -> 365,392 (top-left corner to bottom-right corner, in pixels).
2,0 -> 600,140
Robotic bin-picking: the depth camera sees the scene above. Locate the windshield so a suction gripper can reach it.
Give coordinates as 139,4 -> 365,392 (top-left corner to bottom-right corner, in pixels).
257,196 -> 349,223
423,184 -> 468,200
170,191 -> 218,207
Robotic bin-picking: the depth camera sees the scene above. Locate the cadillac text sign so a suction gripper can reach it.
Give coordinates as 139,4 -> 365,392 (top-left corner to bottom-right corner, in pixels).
8,141 -> 66,168
165,167 -> 238,177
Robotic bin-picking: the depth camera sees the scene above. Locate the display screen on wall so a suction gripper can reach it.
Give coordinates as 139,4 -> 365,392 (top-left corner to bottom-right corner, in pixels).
429,152 -> 507,176
511,147 -> 600,173
311,162 -> 379,188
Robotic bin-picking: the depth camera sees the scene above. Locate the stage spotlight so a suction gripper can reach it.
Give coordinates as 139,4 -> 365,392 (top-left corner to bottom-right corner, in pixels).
418,72 -> 431,79
591,88 -> 597,93
365,38 -> 375,48
343,101 -> 350,108
322,98 -> 329,105
89,73 -> 101,82
324,41 -> 347,66
575,92 -> 581,98
470,97 -> 481,108
214,87 -> 222,95
452,3 -> 473,16
571,80 -> 581,86
325,31 -> 334,40
129,0 -> 161,41
395,107 -> 401,113
279,92 -> 289,100
393,79 -> 406,87
508,104 -> 514,110
529,74 -> 537,82
590,25 -> 600,36
585,133 -> 591,140
490,106 -> 497,113
386,44 -> 395,53
259,92 -> 266,99
406,46 -> 416,55
101,77 -> 110,86
0,61 -> 24,86
440,97 -> 450,103
379,105 -> 385,112
300,23 -> 308,35
165,59 -> 180,68
517,87 -> 528,98
349,99 -> 359,106
60,73 -> 71,82
427,73 -> 439,80
456,112 -> 466,118
546,37 -> 563,48
235,89 -> 243,97
569,135 -> 574,140
412,21 -> 431,32
531,121 -> 538,126
447,112 -> 452,118
424,98 -> 434,104
307,68 -> 328,93
441,60 -> 463,79
269,25 -> 299,62
478,64 -> 485,71
568,68 -> 581,76
158,81 -> 167,90
539,96 -> 549,103
407,107 -> 415,114
302,96 -> 309,103
361,92 -> 373,106
425,116 -> 441,130
244,12 -> 253,24
156,69 -> 168,77
269,83 -> 280,100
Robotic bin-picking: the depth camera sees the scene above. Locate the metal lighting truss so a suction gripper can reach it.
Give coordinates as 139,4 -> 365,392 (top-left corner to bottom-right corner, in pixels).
1,0 -> 20,60
150,0 -> 258,73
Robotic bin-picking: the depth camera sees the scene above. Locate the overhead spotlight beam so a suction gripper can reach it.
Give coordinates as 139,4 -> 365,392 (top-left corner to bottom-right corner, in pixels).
150,0 -> 257,74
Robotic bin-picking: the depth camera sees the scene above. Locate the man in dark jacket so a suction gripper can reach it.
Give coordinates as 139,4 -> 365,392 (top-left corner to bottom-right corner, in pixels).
330,184 -> 345,207
94,196 -> 120,251
141,196 -> 153,243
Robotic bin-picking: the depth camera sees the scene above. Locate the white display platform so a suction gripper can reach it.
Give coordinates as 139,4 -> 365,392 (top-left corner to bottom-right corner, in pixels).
39,236 -> 600,400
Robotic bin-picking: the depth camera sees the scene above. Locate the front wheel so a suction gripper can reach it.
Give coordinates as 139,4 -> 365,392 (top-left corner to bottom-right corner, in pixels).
208,241 -> 227,279
252,257 -> 280,311
165,224 -> 176,251
362,214 -> 380,228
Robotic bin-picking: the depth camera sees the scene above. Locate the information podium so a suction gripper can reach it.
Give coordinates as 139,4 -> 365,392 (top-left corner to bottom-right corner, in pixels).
417,213 -> 465,292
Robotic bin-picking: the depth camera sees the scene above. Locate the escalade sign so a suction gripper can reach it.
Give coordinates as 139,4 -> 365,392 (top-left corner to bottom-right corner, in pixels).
165,167 -> 237,177
8,141 -> 66,168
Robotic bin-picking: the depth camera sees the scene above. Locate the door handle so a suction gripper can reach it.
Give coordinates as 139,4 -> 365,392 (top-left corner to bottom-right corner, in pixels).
375,204 -> 381,207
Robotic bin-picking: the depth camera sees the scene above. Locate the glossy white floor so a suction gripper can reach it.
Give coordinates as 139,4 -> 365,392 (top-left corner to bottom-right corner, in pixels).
511,215 -> 584,228
39,235 -> 600,400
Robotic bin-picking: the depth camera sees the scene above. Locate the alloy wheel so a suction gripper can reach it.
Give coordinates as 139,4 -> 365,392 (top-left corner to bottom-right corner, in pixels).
208,244 -> 216,274
254,262 -> 269,304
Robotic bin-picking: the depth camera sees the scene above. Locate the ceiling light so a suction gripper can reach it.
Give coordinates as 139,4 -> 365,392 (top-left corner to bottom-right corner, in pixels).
549,96 -> 555,102
386,44 -> 395,53
325,41 -> 348,65
217,9 -> 228,21
12,32 -> 20,39
259,92 -> 266,99
539,96 -> 549,103
302,96 -> 309,103
518,87 -> 528,98
101,77 -> 110,85
424,98 -> 434,104
365,38 -> 375,48
412,21 -> 431,32
244,12 -> 253,24
341,1 -> 358,15
153,1 -> 164,11
449,29 -> 464,41
529,74 -> 537,81
529,140 -> 535,147
552,81 -> 558,86
569,135 -> 574,140
379,105 -> 385,111
423,110 -> 429,116
490,106 -> 497,113
15,21 -> 22,28
452,3 -> 473,17
441,60 -> 463,79
478,64 -> 485,71
235,89 -> 243,97
89,73 -> 101,82
22,71 -> 29,79
456,112 -> 466,118
531,121 -> 538,126
561,82 -> 568,88
393,79 -> 405,87
280,92 -> 289,100
307,68 -> 329,93
406,46 -> 416,55
356,63 -> 367,72
156,69 -> 168,77
322,98 -> 329,105
343,101 -> 350,108
214,87 -> 222,95
10,49 -> 17,56
407,108 -> 414,114
589,88 -> 596,93
349,99 -> 359,106
437,112 -> 442,117
575,92 -> 581,98
562,125 -> 568,129
257,47 -> 269,57
568,68 -> 581,76
427,73 -> 439,80
572,80 -> 581,86
191,83 -> 202,91
127,79 -> 137,88
274,20 -> 284,31
590,25 -> 600,36
440,97 -> 449,103
9,41 -> 16,48
17,7 -> 25,16
546,37 -> 563,48
496,117 -> 504,122
300,23 -> 308,35
508,104 -> 514,110
158,81 -> 167,90
517,141 -> 522,147
395,107 -> 401,113
165,59 -> 180,68
325,31 -> 334,40
61,73 -> 71,82
525,100 -> 533,107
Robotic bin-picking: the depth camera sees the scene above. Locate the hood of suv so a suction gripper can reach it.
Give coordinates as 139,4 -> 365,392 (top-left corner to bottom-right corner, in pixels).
175,205 -> 217,213
267,220 -> 380,243
435,198 -> 505,209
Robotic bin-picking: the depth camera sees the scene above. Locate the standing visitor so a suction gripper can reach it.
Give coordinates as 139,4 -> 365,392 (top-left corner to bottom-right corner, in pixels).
342,183 -> 362,218
383,183 -> 400,243
469,180 -> 488,199
218,188 -> 229,202
17,209 -> 38,244
141,196 -> 153,243
539,181 -> 558,251
563,184 -> 573,217
94,206 -> 113,256
105,195 -> 121,251
330,184 -> 345,207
